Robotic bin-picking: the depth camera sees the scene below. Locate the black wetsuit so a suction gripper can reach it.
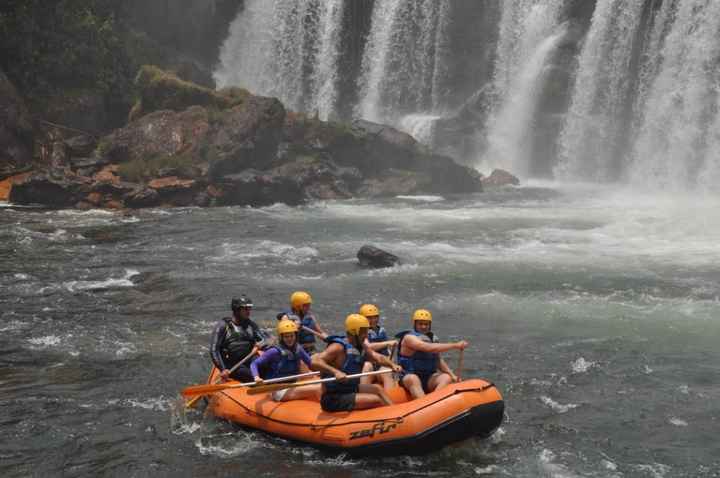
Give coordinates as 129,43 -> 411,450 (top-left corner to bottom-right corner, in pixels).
210,317 -> 267,382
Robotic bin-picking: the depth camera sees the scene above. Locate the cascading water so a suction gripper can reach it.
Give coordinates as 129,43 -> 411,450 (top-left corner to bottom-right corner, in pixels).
481,0 -> 568,178
355,0 -> 451,128
214,0 -> 345,120
555,0 -> 646,182
629,0 -> 720,190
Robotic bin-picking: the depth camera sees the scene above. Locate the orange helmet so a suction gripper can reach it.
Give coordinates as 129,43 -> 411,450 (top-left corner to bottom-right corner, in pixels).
345,314 -> 370,336
412,309 -> 432,322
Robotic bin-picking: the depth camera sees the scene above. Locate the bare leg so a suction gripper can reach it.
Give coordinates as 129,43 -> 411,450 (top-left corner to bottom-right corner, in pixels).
352,393 -> 385,410
358,383 -> 393,406
360,362 -> 374,384
379,367 -> 396,391
401,374 -> 425,400
281,384 -> 322,402
427,372 -> 453,393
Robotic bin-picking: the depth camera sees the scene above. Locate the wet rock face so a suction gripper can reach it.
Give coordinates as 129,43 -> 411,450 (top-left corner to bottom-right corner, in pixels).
357,245 -> 399,268
481,169 -> 520,187
8,173 -> 91,207
0,69 -> 34,179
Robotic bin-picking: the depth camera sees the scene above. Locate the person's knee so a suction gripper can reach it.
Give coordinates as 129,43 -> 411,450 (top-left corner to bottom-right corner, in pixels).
402,374 -> 420,387
362,362 -> 373,373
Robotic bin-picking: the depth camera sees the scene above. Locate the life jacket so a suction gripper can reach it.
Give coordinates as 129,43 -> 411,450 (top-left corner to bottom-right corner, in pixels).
221,317 -> 257,365
396,330 -> 439,376
282,310 -> 318,345
267,343 -> 301,379
322,335 -> 366,394
368,325 -> 389,356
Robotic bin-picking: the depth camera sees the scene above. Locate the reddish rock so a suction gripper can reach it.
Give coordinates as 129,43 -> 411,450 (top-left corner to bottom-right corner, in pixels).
104,200 -> 124,210
86,192 -> 103,205
481,169 -> 520,187
148,176 -> 196,190
0,171 -> 31,201
94,165 -> 120,184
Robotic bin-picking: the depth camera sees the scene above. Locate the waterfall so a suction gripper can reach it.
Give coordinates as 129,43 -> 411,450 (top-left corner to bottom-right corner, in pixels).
356,0 -> 451,125
629,0 -> 720,190
214,0 -> 345,120
481,0 -> 567,178
555,0 -> 646,182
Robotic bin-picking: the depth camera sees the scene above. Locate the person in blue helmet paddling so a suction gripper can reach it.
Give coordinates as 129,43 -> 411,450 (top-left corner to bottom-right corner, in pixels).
210,295 -> 269,382
358,303 -> 398,391
396,309 -> 467,399
250,319 -> 321,402
312,314 -> 401,412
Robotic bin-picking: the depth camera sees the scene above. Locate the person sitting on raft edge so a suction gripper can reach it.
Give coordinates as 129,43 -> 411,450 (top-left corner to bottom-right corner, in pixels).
277,291 -> 327,354
249,319 -> 321,402
358,303 -> 398,391
210,295 -> 269,382
312,314 -> 402,412
396,309 -> 467,399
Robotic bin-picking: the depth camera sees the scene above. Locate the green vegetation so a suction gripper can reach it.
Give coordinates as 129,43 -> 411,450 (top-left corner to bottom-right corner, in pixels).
117,152 -> 196,183
0,1 -> 135,107
132,66 -> 250,118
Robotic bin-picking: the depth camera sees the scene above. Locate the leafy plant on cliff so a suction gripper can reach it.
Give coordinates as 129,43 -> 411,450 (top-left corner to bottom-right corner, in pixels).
0,1 -> 134,107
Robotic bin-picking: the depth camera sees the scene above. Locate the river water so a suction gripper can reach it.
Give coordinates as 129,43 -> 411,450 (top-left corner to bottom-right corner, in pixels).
2,183 -> 719,477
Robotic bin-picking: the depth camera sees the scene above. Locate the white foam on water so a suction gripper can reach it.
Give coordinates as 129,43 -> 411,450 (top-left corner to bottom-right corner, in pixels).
213,240 -> 318,265
537,448 -> 578,478
678,385 -> 689,395
13,273 -> 30,280
125,396 -> 172,412
27,335 -> 62,348
0,320 -> 27,332
474,465 -> 500,475
63,269 -> 139,292
570,357 -> 595,374
540,395 -> 579,414
172,422 -> 202,435
195,432 -> 261,457
633,463 -> 671,478
395,195 -> 445,202
601,459 -> 618,471
668,417 -> 688,427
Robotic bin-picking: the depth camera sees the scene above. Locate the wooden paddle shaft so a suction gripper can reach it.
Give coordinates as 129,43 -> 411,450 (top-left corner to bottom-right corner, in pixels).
185,347 -> 258,406
456,348 -> 464,382
247,369 -> 393,395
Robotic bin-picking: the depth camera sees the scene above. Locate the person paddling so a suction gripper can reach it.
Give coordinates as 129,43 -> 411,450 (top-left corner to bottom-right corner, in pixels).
358,303 -> 397,391
250,319 -> 321,402
396,309 -> 467,399
210,295 -> 268,382
312,314 -> 401,412
278,291 -> 326,353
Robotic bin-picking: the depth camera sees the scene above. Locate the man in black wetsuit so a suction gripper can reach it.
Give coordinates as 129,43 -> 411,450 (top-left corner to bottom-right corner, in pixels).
210,295 -> 268,382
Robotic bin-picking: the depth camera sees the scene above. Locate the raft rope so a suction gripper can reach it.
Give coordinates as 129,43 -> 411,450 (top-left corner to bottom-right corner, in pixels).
218,383 -> 497,429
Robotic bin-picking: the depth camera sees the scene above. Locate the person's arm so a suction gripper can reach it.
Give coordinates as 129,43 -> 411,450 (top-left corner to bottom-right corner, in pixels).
403,335 -> 467,354
298,347 -> 313,370
363,341 -> 402,372
311,343 -> 346,380
437,356 -> 457,381
210,322 -> 228,371
367,339 -> 396,352
311,316 -> 326,335
250,348 -> 280,381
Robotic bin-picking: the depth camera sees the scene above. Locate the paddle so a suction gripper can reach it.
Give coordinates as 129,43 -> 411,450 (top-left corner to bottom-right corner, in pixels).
182,370 -> 321,399
456,348 -> 464,382
301,325 -> 328,341
184,346 -> 259,406
246,369 -> 392,396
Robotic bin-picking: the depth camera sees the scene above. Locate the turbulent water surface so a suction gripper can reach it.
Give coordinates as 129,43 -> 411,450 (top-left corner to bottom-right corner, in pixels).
2,184 -> 719,477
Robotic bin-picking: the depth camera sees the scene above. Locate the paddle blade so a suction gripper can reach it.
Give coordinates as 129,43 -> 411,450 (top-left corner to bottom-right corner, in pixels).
181,382 -> 234,399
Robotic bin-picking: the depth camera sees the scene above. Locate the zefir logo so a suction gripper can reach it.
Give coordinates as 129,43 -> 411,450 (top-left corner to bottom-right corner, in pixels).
349,419 -> 403,440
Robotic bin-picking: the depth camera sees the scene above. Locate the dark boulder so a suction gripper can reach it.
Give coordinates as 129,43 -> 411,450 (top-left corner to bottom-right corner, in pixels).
207,96 -> 286,178
213,170 -> 304,207
65,135 -> 98,157
124,187 -> 160,208
357,245 -> 399,268
0,69 -> 34,179
9,172 -> 91,207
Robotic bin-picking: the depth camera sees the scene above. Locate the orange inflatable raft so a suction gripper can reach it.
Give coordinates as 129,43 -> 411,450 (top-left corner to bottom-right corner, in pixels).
203,368 -> 504,456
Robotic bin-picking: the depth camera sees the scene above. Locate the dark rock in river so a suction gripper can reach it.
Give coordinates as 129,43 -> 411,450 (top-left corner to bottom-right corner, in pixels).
357,245 -> 399,268
9,173 -> 91,207
0,69 -> 34,179
482,169 -> 520,187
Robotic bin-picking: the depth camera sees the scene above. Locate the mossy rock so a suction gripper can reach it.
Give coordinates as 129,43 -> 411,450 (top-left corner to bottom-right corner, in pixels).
133,65 -> 249,119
